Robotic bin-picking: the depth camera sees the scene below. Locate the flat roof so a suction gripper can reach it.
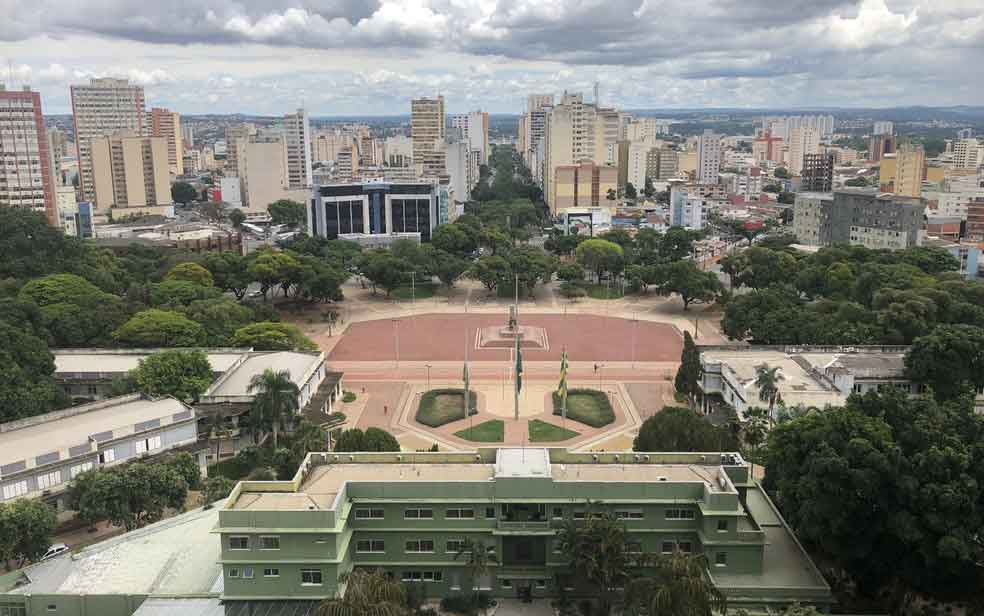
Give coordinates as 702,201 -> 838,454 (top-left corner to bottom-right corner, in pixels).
702,349 -> 845,411
0,396 -> 190,467
551,464 -> 729,491
53,349 -> 250,375
496,448 -> 550,478
8,504 -> 221,595
207,352 -> 323,397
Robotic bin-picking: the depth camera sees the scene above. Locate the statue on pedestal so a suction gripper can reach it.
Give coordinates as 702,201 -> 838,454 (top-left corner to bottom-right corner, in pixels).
508,305 -> 518,332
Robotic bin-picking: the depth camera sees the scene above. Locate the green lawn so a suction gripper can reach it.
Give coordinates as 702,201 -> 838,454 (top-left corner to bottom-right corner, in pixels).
416,389 -> 478,427
454,420 -> 505,443
552,389 -> 616,428
528,419 -> 580,443
584,283 -> 625,300
392,282 -> 436,300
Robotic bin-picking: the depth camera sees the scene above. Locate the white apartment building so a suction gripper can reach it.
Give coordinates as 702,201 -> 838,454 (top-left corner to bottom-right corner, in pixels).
284,109 -> 312,189
670,184 -> 706,230
626,142 -> 652,189
697,130 -> 722,185
70,78 -> 145,204
873,121 -> 894,136
953,138 -> 983,170
384,135 -> 413,168
787,127 -> 821,175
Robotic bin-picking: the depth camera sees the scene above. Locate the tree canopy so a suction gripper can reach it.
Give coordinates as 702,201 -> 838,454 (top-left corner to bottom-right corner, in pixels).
131,349 -> 214,403
268,199 -> 307,227
634,407 -> 738,452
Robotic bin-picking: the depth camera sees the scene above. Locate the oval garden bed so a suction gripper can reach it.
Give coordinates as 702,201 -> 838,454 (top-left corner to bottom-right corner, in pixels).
416,388 -> 478,427
551,388 -> 615,428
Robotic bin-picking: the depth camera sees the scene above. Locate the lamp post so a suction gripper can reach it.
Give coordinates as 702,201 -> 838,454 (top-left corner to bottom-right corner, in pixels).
425,364 -> 432,390
392,319 -> 400,368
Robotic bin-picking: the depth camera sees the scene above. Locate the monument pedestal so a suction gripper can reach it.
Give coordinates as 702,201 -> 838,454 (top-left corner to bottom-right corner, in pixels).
476,324 -> 549,350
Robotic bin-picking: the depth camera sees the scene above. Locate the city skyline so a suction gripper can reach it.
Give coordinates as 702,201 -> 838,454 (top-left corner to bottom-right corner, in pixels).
2,0 -> 982,115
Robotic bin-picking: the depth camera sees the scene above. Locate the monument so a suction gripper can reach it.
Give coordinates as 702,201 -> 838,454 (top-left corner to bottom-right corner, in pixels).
476,304 -> 549,350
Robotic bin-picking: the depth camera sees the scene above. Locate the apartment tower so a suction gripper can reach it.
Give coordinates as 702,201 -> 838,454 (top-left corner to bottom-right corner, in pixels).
697,130 -> 722,184
150,107 -> 184,176
90,133 -> 171,214
70,78 -> 145,203
411,96 -> 446,178
0,85 -> 55,224
284,109 -> 312,189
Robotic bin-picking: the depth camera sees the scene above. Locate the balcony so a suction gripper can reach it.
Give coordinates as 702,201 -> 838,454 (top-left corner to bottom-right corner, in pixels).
497,520 -> 552,533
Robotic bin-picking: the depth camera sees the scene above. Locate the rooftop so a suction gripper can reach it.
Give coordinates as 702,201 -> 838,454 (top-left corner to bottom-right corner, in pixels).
0,395 -> 192,467
205,351 -> 324,398
3,504 -> 222,596
53,348 -> 251,377
702,349 -> 845,410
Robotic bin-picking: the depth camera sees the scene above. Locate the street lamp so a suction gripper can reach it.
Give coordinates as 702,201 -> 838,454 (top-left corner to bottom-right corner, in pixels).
425,364 -> 432,390
392,319 -> 401,368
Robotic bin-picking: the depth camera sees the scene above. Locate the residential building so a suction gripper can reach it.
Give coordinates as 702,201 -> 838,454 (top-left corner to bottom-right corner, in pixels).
384,135 -> 413,168
647,147 -> 679,181
868,133 -> 896,162
967,198 -> 984,240
696,130 -> 722,184
182,149 -> 202,174
894,145 -> 926,198
873,121 -> 894,136
669,184 -> 706,229
922,237 -> 982,280
411,96 -> 446,178
335,144 -> 359,182
786,127 -> 820,175
70,78 -> 145,204
149,107 -> 183,176
521,95 -> 552,177
54,185 -> 89,237
450,111 -> 490,164
446,140 -> 477,206
551,162 -> 618,213
219,176 -> 243,208
625,141 -> 651,190
792,192 -> 835,246
181,123 -> 194,148
90,133 -> 172,216
239,137 -> 308,213
314,129 -> 353,163
793,190 -> 925,249
752,131 -> 783,165
0,394 -> 199,510
800,153 -> 834,192
624,117 -> 670,144
0,85 -> 55,223
224,123 -> 256,176
952,138 -> 982,170
47,126 -> 69,187
307,181 -> 440,244
284,109 -> 313,189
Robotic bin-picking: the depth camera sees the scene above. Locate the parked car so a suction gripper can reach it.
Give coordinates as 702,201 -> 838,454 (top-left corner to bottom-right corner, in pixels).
39,543 -> 70,562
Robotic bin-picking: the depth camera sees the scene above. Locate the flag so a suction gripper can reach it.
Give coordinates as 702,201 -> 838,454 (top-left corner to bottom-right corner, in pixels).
514,336 -> 523,393
558,348 -> 569,419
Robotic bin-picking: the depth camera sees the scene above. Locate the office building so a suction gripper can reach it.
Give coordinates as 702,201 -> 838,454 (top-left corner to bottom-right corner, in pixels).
696,130 -> 722,184
224,123 -> 256,176
521,94 -> 554,170
335,144 -> 360,182
894,145 -> 926,198
90,133 -> 172,216
625,142 -> 652,189
446,140 -> 477,205
967,198 -> 984,240
792,193 -> 835,246
801,153 -> 835,192
647,147 -> 680,181
868,133 -> 896,162
384,135 -> 413,168
786,127 -> 820,175
411,96 -> 446,178
0,85 -> 55,224
239,137 -> 308,212
450,110 -> 490,165
752,131 -> 783,165
670,184 -> 706,230
150,107 -> 183,176
307,181 -> 439,244
70,78 -> 145,204
0,394 -> 199,510
314,129 -> 353,164
952,138 -> 982,169
284,109 -> 313,189
792,190 -> 924,249
551,162 -> 618,212
873,121 -> 894,136
181,123 -> 194,148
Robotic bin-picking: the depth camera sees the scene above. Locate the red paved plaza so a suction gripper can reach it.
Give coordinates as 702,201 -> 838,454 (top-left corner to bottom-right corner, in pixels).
328,313 -> 682,363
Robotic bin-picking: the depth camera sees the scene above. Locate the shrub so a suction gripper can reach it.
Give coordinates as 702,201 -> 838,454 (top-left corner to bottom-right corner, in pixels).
417,389 -> 478,428
551,389 -> 615,428
342,391 -> 356,403
246,467 -> 276,481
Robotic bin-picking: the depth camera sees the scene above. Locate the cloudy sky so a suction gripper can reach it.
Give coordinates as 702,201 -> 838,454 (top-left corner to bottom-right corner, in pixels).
1,0 -> 982,116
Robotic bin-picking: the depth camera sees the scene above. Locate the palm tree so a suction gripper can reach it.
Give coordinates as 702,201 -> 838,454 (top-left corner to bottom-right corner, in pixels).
741,406 -> 770,480
291,420 -> 328,460
556,510 -> 631,616
317,568 -> 409,616
624,551 -> 726,616
204,410 -> 230,462
248,369 -> 300,449
754,364 -> 783,424
454,538 -> 498,611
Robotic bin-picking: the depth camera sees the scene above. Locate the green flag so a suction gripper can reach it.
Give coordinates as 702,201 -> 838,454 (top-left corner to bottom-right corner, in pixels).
558,348 -> 569,418
514,336 -> 523,393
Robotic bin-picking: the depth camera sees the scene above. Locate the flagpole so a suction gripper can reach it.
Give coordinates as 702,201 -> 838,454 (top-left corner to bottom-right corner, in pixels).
514,335 -> 520,422
464,328 -> 469,422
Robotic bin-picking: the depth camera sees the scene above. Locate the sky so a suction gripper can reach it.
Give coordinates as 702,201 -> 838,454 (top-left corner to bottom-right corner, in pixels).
1,0 -> 982,116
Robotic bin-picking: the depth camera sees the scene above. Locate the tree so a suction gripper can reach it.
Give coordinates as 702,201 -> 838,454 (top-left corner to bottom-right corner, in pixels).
171,181 -> 198,204
113,309 -> 205,347
659,227 -> 699,261
131,350 -> 214,403
432,251 -> 469,289
624,551 -> 726,616
362,427 -> 400,451
719,252 -> 748,289
333,428 -> 366,451
316,568 -> 409,616
268,199 -> 306,227
0,498 -> 57,567
624,182 -> 638,199
773,167 -> 789,179
905,324 -> 984,401
431,224 -> 477,258
248,368 -> 300,449
634,407 -> 738,451
556,263 -> 586,285
606,188 -> 617,203
357,250 -> 409,297
844,177 -> 869,187
470,255 -> 511,292
674,331 -> 701,403
165,262 -> 214,287
664,261 -> 722,310
150,279 -> 222,308
19,273 -> 125,346
0,321 -> 66,422
205,252 -> 251,300
247,250 -> 303,299
556,510 -> 632,615
203,476 -> 235,507
754,364 -> 783,422
181,297 -> 256,346
69,462 -> 189,531
576,238 -> 624,282
290,421 -> 328,460
231,322 -> 318,351
454,538 -> 498,608
228,209 -> 246,228
167,452 -> 202,490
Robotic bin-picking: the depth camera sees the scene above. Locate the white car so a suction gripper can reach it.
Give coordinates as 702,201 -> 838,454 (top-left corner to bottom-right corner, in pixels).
39,543 -> 70,562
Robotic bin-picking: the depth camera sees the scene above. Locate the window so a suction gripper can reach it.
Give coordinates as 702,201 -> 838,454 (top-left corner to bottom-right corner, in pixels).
553,541 -> 564,554
242,567 -> 254,579
445,508 -> 474,519
615,510 -> 644,520
717,520 -> 728,532
259,536 -> 280,550
422,571 -> 443,582
446,540 -> 468,553
69,462 -> 93,479
37,471 -> 62,490
404,508 -> 433,519
501,579 -> 512,589
401,571 -> 443,583
228,568 -> 241,578
2,481 -> 28,500
485,507 -> 496,519
356,540 -> 385,553
99,449 -> 115,464
135,440 -> 147,454
625,542 -> 643,554
715,552 -> 728,567
535,580 -> 547,589
678,541 -> 693,554
301,569 -> 323,585
572,511 -> 586,520
229,536 -> 250,550
405,540 -> 435,553
660,541 -> 675,554
355,508 -> 384,519
146,435 -> 162,451
264,568 -> 280,578
552,507 -> 563,519
665,509 -> 695,520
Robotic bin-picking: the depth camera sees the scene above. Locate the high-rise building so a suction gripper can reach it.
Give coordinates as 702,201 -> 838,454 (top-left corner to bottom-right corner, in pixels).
793,190 -> 924,249
0,85 -> 55,224
626,142 -> 652,190
895,145 -> 926,198
225,123 -> 256,176
150,107 -> 184,177
868,133 -> 896,162
786,127 -> 820,175
89,133 -> 171,214
308,181 -> 439,243
70,78 -> 145,203
669,184 -> 706,230
284,109 -> 312,189
411,96 -> 446,178
384,135 -> 413,168
953,138 -> 982,170
752,131 -> 783,164
551,162 -> 618,212
521,95 -> 553,175
801,153 -> 835,192
696,130 -> 722,185
47,127 -> 68,186
647,147 -> 679,181
240,137 -> 288,211
873,121 -> 894,136
181,123 -> 195,148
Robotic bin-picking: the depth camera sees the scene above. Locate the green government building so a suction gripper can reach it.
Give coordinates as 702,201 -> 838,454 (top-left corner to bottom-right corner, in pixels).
1,448 -> 832,615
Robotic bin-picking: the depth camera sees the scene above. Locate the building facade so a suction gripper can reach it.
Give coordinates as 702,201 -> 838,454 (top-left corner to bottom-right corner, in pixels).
150,107 -> 184,177
669,184 -> 706,230
0,85 -> 55,224
894,145 -> 926,198
284,109 -> 313,189
696,130 -> 722,185
307,181 -> 439,243
70,78 -> 145,204
411,97 -> 446,178
792,192 -> 835,246
793,190 -> 925,249
786,127 -> 820,175
800,153 -> 834,193
551,162 -> 618,213
89,133 -> 172,215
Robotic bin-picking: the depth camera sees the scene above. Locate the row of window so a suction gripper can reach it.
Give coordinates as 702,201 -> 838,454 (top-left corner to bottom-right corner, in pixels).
356,539 -> 495,555
355,507 -> 698,522
228,566 -> 281,579
229,535 -> 280,551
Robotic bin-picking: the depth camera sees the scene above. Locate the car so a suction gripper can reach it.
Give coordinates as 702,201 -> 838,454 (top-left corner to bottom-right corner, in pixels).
40,543 -> 70,562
